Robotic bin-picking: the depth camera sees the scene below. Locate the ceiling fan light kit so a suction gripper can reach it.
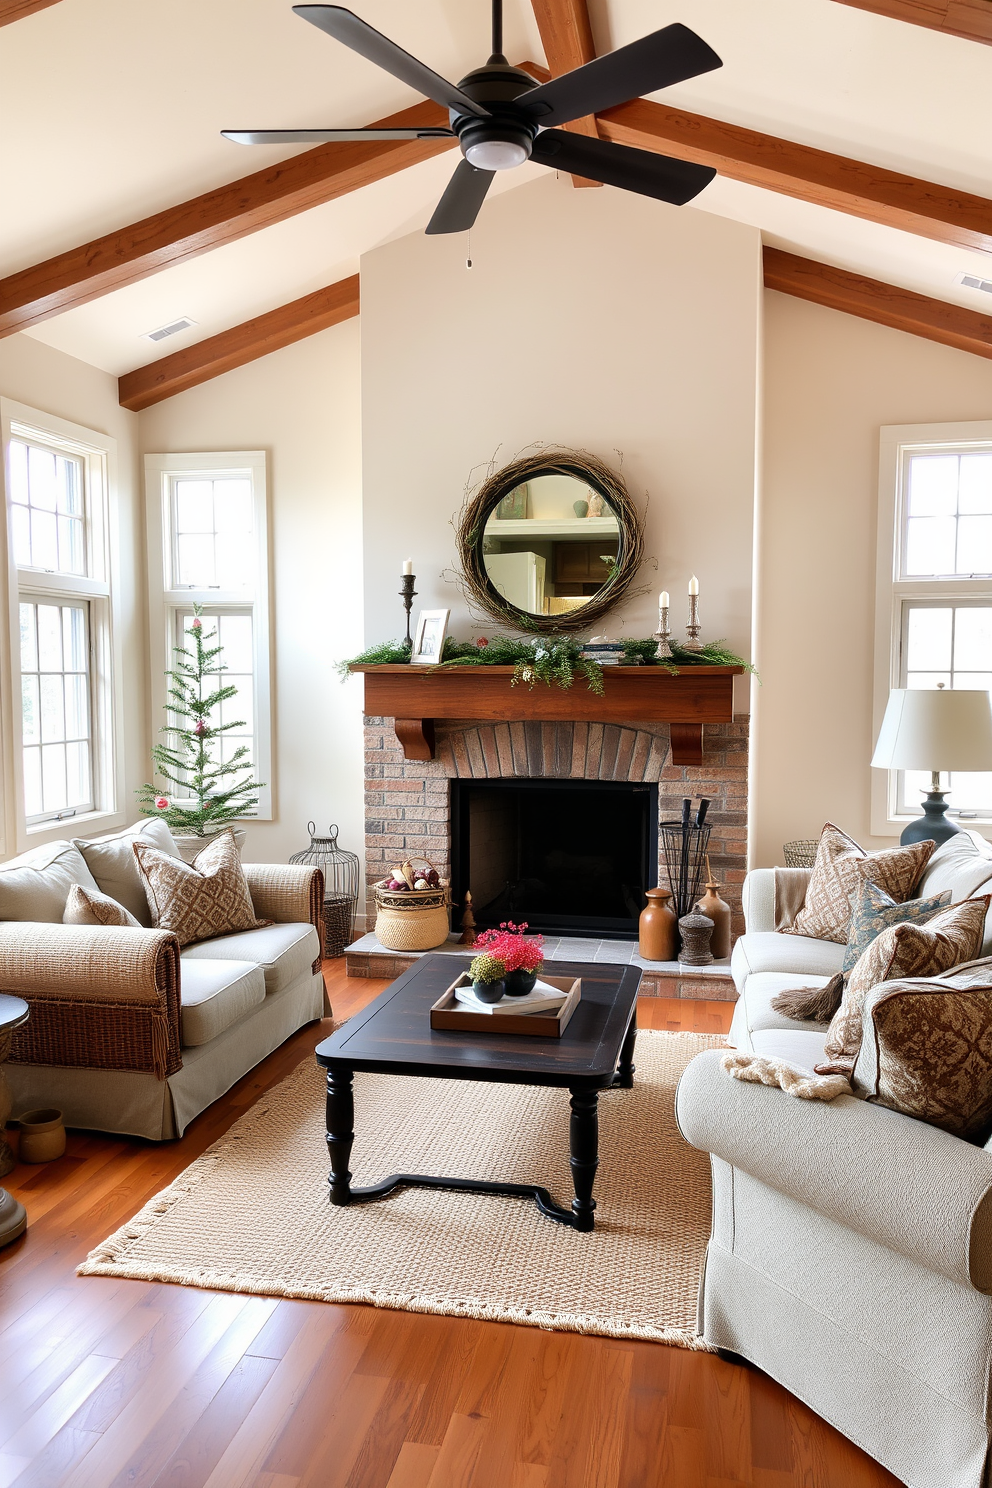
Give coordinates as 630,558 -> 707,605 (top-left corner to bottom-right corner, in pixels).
223,3 -> 722,235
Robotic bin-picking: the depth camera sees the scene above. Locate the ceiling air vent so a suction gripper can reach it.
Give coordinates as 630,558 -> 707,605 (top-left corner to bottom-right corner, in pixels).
958,273 -> 992,295
141,316 -> 198,343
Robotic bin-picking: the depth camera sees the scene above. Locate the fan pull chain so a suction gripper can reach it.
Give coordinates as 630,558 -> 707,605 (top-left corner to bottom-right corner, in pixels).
466,227 -> 473,269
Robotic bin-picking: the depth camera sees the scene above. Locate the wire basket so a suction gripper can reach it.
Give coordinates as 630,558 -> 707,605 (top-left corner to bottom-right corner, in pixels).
660,799 -> 712,920
289,823 -> 360,957
783,839 -> 819,868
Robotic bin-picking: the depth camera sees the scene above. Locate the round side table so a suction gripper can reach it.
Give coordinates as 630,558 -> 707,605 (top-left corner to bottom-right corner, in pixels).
0,993 -> 29,1248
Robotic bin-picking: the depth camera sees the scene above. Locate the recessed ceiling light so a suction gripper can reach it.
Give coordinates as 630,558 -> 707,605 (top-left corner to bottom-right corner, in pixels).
141,316 -> 198,343
957,272 -> 992,296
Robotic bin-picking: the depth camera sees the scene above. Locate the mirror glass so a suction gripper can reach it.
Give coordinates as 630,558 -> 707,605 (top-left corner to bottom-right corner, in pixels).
481,473 -> 621,618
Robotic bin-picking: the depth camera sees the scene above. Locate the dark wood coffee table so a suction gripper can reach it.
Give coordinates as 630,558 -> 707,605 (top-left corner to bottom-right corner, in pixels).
314,954 -> 640,1232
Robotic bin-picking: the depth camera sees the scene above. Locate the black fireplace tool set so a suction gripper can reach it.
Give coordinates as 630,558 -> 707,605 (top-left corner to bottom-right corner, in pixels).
660,797 -> 712,920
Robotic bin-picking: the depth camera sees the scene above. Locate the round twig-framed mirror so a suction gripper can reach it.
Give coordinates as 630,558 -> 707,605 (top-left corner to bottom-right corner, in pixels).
457,449 -> 645,634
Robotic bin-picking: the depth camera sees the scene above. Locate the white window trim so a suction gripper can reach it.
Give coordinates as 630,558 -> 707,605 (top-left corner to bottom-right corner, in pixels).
872,419 -> 992,840
0,398 -> 126,852
144,451 -> 273,821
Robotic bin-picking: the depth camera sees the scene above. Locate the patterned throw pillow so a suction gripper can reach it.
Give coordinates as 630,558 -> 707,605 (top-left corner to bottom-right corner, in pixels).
133,828 -> 266,947
852,958 -> 992,1140
787,824 -> 935,945
820,896 -> 991,1070
842,873 -> 952,973
62,883 -> 142,928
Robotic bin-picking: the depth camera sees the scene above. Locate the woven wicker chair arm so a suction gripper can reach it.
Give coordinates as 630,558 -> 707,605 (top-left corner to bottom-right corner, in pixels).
244,864 -> 324,936
1,923 -> 182,1079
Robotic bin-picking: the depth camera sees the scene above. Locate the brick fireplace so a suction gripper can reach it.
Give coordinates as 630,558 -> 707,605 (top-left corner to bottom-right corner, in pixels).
362,714 -> 749,989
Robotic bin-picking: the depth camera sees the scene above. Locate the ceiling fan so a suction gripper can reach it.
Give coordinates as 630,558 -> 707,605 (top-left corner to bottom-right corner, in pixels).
223,2 -> 722,235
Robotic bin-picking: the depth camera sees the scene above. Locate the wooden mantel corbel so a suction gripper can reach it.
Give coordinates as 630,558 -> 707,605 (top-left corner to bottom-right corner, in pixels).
351,665 -> 744,766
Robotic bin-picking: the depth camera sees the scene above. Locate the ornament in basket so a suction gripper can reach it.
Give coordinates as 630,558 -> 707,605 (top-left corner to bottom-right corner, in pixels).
373,857 -> 451,952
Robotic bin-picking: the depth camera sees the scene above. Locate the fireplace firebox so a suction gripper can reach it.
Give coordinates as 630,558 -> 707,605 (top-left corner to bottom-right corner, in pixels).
451,779 -> 658,939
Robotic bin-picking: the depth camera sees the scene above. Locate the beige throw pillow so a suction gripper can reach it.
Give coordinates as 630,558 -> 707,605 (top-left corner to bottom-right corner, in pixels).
820,896 -> 990,1071
133,828 -> 265,947
787,824 -> 934,944
75,818 -> 181,927
63,883 -> 142,928
0,840 -> 100,923
852,958 -> 992,1140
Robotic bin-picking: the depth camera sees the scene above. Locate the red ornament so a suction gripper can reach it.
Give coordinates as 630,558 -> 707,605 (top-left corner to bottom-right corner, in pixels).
155,796 -> 169,810
191,618 -> 202,630
194,721 -> 206,735
476,637 -> 489,647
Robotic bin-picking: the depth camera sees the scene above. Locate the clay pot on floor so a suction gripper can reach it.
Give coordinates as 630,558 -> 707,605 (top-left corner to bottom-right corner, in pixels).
17,1109 -> 66,1164
639,887 -> 677,962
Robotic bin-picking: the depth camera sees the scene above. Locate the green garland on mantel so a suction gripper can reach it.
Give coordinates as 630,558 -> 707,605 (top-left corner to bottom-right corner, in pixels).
339,635 -> 755,696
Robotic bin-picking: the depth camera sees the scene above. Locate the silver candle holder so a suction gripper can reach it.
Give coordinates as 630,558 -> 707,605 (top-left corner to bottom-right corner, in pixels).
685,592 -> 703,651
654,605 -> 672,659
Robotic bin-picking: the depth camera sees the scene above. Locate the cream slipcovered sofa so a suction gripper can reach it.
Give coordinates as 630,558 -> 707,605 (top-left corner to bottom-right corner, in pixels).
677,830 -> 992,1488
1,820 -> 326,1141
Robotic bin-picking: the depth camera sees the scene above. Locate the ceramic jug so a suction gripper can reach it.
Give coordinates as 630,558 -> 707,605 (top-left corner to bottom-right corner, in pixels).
639,886 -> 677,961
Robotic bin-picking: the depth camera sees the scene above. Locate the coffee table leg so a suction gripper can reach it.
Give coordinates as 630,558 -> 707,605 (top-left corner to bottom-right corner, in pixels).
568,1088 -> 599,1232
613,1005 -> 637,1089
325,1067 -> 355,1206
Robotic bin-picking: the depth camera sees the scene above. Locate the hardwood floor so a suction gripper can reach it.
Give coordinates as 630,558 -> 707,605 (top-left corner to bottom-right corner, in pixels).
0,964 -> 903,1488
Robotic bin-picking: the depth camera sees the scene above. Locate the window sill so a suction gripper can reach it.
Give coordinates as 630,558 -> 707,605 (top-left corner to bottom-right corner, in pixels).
23,808 -> 127,851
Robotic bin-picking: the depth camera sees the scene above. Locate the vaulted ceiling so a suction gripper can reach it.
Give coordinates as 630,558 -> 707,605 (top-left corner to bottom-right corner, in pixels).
3,0 -> 991,400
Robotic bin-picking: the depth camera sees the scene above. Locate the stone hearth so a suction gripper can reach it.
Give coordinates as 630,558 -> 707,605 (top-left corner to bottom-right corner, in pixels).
362,715 -> 748,997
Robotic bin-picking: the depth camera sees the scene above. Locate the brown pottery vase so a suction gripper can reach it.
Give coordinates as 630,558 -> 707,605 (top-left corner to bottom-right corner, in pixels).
639,886 -> 677,961
695,879 -> 732,959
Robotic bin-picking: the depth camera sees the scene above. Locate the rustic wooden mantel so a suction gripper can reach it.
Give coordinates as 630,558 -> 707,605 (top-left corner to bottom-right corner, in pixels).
351,664 -> 744,766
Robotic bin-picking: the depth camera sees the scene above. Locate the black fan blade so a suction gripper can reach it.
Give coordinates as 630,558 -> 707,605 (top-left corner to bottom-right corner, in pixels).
293,6 -> 490,118
531,130 -> 715,205
520,23 -> 721,128
223,127 -> 454,145
425,160 -> 495,235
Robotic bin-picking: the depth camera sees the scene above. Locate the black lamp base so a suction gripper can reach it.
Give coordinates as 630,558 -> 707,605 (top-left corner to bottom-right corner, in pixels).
899,790 -> 963,847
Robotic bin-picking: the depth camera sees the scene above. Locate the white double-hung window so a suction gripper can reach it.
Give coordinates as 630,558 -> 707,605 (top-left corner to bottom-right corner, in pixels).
1,399 -> 123,844
144,452 -> 272,819
874,422 -> 992,837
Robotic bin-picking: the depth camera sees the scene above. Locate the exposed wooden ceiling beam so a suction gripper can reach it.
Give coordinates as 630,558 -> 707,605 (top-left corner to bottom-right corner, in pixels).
0,0 -> 62,24
6,65 -> 992,341
598,96 -> 992,255
830,0 -> 992,46
0,99 -> 453,338
529,0 -> 601,187
763,245 -> 992,359
118,275 -> 360,411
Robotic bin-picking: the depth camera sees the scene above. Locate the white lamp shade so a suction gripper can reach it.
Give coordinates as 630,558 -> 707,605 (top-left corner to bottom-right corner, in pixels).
871,689 -> 992,772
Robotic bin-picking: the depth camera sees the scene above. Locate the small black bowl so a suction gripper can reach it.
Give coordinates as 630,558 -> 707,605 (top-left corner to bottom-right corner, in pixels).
472,979 -> 505,1004
504,969 -> 539,997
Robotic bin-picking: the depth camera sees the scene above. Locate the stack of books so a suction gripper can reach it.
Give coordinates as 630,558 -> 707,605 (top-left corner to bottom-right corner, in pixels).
579,641 -> 636,666
454,980 -> 569,1016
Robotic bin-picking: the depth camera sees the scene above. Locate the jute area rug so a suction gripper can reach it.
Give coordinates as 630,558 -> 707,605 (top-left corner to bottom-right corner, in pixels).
80,1030 -> 723,1348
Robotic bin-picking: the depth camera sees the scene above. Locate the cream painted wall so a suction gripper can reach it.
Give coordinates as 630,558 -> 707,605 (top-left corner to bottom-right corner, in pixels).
0,332 -> 146,860
753,290 -> 992,866
361,176 -> 762,665
137,318 -> 365,867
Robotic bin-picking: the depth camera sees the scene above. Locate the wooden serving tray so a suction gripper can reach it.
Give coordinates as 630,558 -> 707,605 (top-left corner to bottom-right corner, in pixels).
430,974 -> 581,1037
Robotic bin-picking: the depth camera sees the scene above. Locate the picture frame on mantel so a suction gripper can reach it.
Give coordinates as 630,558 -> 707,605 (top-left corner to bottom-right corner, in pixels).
411,608 -> 450,665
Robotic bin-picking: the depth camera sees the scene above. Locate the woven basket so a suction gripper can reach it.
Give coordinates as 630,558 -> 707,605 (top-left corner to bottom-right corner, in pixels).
373,858 -> 450,952
783,839 -> 820,868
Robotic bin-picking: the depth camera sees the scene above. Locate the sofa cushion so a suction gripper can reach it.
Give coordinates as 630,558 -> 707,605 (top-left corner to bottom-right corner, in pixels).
0,840 -> 99,923
178,958 -> 266,1047
134,829 -> 265,947
736,972 -> 838,1036
180,922 -> 320,994
842,873 -> 951,973
63,884 -> 141,928
731,931 -> 845,992
917,830 -> 992,904
787,824 -> 935,944
75,818 -> 181,927
750,1028 -> 829,1070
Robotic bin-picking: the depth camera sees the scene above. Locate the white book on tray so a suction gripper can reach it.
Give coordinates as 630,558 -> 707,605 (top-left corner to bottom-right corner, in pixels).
454,979 -> 569,1015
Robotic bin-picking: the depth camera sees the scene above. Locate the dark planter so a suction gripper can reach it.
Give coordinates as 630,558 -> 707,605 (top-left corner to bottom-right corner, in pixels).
504,969 -> 539,997
472,979 -> 505,1004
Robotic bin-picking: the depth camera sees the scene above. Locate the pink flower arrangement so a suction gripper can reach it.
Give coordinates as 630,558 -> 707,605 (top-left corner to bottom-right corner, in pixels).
474,921 -> 544,973
154,796 -> 169,810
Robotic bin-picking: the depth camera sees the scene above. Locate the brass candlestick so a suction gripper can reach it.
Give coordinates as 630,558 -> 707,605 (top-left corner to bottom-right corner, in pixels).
400,573 -> 417,650
654,605 -> 672,659
685,592 -> 703,651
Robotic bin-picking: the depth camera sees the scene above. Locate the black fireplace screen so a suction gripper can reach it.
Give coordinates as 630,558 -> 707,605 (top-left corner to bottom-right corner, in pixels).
450,779 -> 658,939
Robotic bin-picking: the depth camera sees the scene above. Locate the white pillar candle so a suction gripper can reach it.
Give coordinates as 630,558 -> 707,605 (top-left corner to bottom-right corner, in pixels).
688,575 -> 699,596
402,559 -> 414,575
659,591 -> 669,608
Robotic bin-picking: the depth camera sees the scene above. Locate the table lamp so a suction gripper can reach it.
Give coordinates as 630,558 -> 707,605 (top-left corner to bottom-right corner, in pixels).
871,686 -> 992,845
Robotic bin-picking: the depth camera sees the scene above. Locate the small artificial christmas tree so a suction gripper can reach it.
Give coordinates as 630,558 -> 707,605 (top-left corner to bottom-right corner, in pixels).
137,607 -> 263,836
